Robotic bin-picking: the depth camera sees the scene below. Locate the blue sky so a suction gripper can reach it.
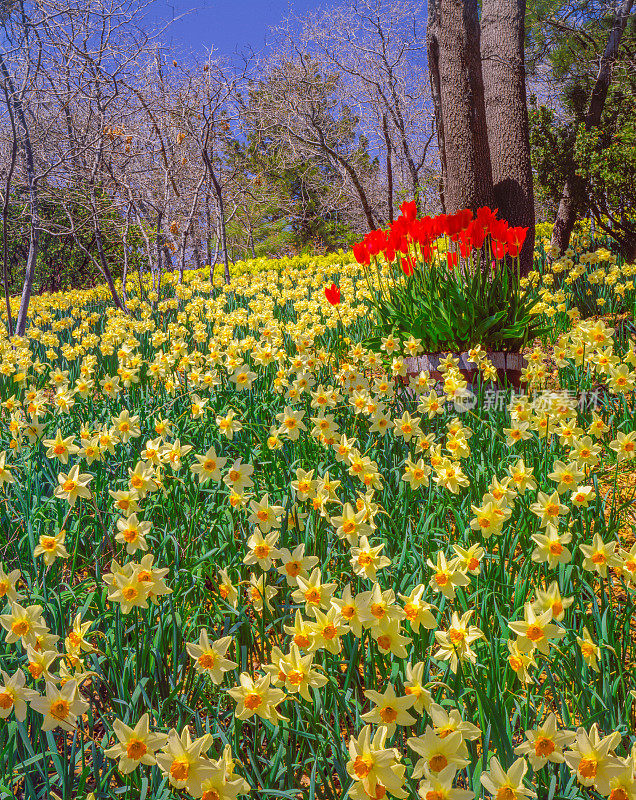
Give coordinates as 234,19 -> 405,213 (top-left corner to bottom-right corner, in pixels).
148,0 -> 322,57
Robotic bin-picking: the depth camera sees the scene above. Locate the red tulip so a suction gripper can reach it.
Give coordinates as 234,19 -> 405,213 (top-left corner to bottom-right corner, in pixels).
492,240 -> 507,260
447,251 -> 458,270
352,241 -> 370,266
401,255 -> 415,276
506,226 -> 529,257
399,200 -> 417,222
324,283 -> 341,306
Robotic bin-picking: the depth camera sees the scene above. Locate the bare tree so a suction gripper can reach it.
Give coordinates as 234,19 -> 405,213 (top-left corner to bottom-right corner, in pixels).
550,0 -> 635,254
0,1 -> 40,335
247,52 -> 381,233
288,0 -> 436,213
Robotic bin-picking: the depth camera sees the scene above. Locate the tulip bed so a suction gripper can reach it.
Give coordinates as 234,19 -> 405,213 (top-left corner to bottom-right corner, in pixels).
0,231 -> 635,800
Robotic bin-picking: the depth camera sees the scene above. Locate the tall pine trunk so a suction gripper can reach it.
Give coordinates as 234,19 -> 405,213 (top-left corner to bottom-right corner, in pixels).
427,0 -> 493,213
481,0 -> 535,275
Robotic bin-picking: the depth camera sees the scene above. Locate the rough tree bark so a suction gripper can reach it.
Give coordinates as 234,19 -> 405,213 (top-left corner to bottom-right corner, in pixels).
202,148 -> 230,284
382,114 -> 394,222
0,52 -> 39,336
427,0 -> 493,213
481,0 -> 535,275
550,0 -> 635,255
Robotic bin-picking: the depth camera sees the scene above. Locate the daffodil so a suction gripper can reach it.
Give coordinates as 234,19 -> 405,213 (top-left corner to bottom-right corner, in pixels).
362,684 -> 417,736
514,713 -> 576,769
408,727 -> 469,777
276,545 -> 318,587
0,602 -> 46,648
508,604 -> 565,656
347,725 -> 405,799
434,611 -> 483,673
186,630 -> 237,683
563,724 -> 623,793
54,464 -> 92,507
0,669 -> 38,721
104,713 -> 168,773
31,679 -> 89,731
580,534 -> 621,577
480,756 -> 536,799
228,673 -> 287,722
155,727 -> 215,793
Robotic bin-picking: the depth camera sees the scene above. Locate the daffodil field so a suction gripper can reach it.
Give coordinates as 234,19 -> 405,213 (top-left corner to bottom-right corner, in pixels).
0,231 -> 636,800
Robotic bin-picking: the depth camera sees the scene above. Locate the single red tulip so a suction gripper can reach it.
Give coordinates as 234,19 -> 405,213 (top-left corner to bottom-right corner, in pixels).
325,283 -> 341,306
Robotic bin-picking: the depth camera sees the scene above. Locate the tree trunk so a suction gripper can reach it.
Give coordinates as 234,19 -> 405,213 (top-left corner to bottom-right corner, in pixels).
0,53 -> 39,337
551,175 -> 583,255
481,0 -> 535,275
1,103 -> 17,336
202,149 -> 230,284
427,0 -> 493,213
550,0 -> 634,254
89,190 -> 124,311
382,114 -> 394,221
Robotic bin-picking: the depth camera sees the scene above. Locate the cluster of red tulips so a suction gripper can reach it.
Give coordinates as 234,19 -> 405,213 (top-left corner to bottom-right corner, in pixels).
351,201 -> 528,272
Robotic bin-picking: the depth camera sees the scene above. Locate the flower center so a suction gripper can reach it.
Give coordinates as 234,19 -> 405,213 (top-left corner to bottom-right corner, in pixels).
370,603 -> 386,619
379,706 -> 397,723
581,642 -> 595,658
127,739 -> 147,759
509,655 -> 523,671
11,620 -> 29,636
0,692 -> 13,709
578,756 -> 598,779
342,521 -> 356,535
170,759 -> 190,781
496,788 -> 516,800
428,754 -> 448,772
534,736 -> 556,757
287,670 -> 304,686
591,552 -> 606,564
29,662 -> 44,679
323,625 -> 338,640
198,653 -> 217,669
353,755 -> 373,779
244,692 -> 262,710
526,624 -> 544,642
51,699 -> 70,719
286,562 -> 301,577
404,604 -> 418,620
449,628 -> 465,645
253,544 -> 270,559
549,542 -> 563,555
305,588 -> 321,604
